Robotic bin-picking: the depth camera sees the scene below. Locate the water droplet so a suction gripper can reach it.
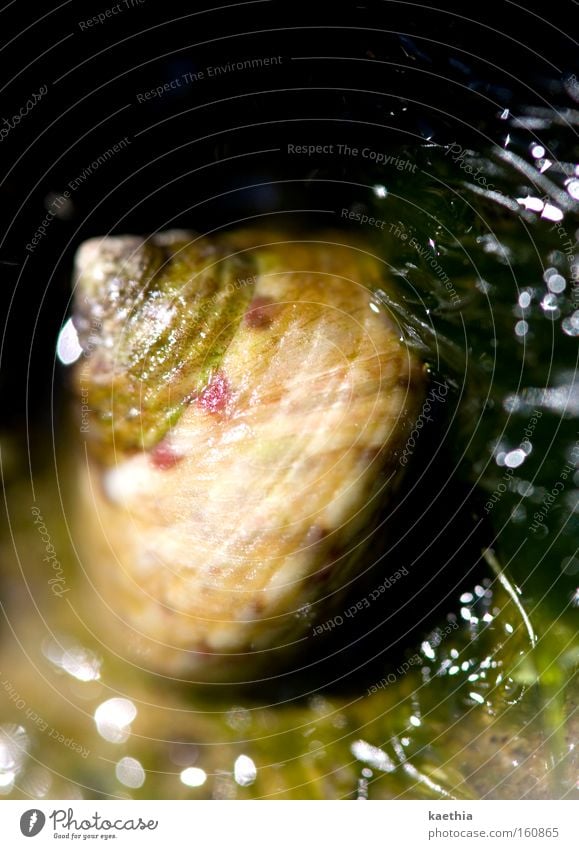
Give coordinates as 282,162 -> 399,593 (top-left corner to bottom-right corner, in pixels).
0,771 -> 15,793
0,725 -> 28,793
543,267 -> 559,283
515,320 -> 529,337
351,740 -> 395,772
421,640 -> 435,660
180,767 -> 207,788
505,449 -> 526,468
518,196 -> 543,212
20,766 -> 52,798
562,311 -> 579,337
115,757 -> 145,789
547,274 -> 566,294
541,293 -> 559,312
56,318 -> 83,365
43,638 -> 101,682
94,698 -> 136,744
233,754 -> 257,787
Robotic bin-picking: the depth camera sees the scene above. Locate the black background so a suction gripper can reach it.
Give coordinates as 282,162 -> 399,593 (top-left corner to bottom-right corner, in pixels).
0,0 -> 576,430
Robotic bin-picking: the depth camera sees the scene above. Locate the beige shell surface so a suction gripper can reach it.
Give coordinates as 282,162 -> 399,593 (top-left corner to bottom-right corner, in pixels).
74,231 -> 424,680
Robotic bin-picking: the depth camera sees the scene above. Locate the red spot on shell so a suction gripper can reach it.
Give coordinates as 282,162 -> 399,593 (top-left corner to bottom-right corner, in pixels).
197,371 -> 231,414
245,297 -> 276,328
150,439 -> 183,470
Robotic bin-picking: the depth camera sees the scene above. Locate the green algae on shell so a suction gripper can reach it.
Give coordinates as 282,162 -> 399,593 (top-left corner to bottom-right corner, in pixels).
73,232 -> 256,458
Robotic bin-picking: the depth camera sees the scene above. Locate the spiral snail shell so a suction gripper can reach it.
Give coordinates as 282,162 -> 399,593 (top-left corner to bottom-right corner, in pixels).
71,230 -> 424,681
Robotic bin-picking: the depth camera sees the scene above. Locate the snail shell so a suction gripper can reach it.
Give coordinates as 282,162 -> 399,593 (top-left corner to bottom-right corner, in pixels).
71,230 -> 424,681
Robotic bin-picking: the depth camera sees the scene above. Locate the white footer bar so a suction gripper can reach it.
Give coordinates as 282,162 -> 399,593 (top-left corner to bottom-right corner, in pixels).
0,799 -> 576,848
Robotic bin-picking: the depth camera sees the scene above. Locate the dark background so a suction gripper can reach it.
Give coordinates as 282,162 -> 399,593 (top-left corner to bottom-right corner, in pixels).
0,0 -> 576,431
